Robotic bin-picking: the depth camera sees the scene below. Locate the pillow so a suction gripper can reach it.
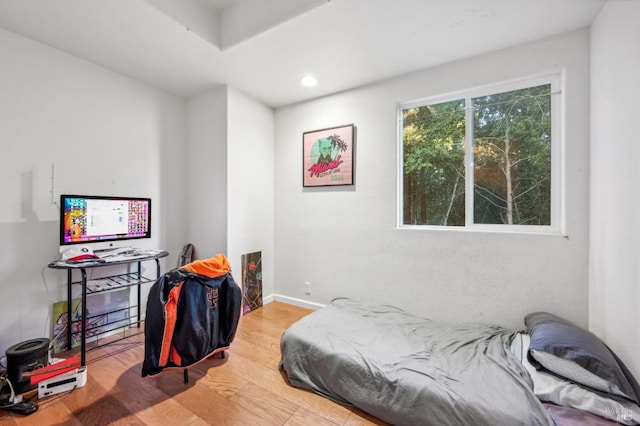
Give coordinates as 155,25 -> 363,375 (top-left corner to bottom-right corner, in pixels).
525,312 -> 640,404
519,333 -> 640,425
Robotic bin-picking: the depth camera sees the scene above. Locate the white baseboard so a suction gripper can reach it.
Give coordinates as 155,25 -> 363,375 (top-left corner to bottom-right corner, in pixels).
262,294 -> 325,311
263,294 -> 275,305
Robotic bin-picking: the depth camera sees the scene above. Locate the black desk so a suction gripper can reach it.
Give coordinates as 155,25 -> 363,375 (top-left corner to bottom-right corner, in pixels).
48,250 -> 169,365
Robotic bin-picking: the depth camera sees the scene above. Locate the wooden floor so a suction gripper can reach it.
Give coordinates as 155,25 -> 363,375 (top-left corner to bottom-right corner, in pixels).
0,302 -> 387,426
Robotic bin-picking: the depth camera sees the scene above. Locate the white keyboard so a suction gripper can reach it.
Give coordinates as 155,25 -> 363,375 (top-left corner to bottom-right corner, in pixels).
96,248 -> 160,262
96,247 -> 135,259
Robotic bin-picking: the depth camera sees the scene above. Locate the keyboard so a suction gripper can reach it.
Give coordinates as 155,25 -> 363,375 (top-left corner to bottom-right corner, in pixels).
96,247 -> 135,259
96,248 -> 161,261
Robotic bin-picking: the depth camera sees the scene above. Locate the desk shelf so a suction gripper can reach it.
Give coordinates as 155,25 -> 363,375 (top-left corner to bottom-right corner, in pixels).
80,273 -> 156,294
49,250 -> 169,365
74,304 -> 142,348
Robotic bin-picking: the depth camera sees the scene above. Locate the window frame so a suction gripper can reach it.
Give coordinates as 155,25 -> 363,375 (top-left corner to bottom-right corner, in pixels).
397,72 -> 564,234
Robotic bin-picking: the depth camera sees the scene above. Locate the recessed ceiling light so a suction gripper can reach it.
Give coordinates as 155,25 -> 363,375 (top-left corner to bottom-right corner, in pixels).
301,75 -> 318,87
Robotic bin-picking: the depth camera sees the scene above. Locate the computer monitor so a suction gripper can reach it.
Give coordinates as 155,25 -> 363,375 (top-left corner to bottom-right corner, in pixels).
59,194 -> 151,252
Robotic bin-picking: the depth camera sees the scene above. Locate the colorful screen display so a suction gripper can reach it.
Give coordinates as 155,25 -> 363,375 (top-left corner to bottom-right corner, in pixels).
60,195 -> 151,245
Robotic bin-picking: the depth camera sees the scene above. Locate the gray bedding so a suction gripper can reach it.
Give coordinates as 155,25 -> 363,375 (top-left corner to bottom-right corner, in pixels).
280,298 -> 554,426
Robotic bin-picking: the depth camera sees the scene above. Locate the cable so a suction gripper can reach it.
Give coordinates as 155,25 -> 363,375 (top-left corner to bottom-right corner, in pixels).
41,265 -> 55,351
0,376 -> 17,408
41,265 -> 52,300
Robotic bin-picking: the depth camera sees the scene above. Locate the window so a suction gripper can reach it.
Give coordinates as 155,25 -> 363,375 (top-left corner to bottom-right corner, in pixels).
398,74 -> 562,233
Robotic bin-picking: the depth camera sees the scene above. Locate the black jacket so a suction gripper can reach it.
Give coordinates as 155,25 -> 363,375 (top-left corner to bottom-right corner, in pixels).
142,254 -> 242,377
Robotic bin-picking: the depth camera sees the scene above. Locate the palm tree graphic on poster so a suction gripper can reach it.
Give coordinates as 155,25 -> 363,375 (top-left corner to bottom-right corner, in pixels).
303,124 -> 355,187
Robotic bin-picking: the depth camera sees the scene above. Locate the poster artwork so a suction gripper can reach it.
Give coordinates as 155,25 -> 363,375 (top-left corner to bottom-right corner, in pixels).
241,251 -> 263,314
303,124 -> 355,187
51,289 -> 130,353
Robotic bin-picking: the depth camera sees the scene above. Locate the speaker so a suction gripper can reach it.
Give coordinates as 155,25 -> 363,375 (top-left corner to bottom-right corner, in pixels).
6,338 -> 50,394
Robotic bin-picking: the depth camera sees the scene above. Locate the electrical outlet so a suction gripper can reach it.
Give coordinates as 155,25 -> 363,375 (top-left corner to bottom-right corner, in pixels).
305,281 -> 311,296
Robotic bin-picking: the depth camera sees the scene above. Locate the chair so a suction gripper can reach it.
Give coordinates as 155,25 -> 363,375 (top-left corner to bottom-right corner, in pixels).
141,253 -> 242,383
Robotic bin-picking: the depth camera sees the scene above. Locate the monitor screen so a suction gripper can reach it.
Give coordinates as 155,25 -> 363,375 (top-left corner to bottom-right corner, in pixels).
60,195 -> 151,246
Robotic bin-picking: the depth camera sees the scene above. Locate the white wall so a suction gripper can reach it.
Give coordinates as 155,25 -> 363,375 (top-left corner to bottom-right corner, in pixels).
227,88 -> 275,298
185,85 -> 276,300
590,1 -> 640,380
274,29 -> 591,330
186,87 -> 228,259
0,28 -> 186,359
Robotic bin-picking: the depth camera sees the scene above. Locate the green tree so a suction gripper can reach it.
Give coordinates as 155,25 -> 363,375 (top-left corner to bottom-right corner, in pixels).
472,84 -> 551,225
403,99 -> 466,225
402,84 -> 552,227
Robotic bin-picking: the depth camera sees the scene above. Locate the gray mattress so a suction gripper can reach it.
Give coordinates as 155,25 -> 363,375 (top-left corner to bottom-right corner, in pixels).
279,298 -> 554,426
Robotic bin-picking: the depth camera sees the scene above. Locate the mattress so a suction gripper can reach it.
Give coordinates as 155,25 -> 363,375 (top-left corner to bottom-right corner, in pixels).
279,298 -> 553,426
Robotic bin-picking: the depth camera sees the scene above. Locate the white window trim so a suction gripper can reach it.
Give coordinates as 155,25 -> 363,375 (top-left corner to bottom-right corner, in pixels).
397,71 -> 565,234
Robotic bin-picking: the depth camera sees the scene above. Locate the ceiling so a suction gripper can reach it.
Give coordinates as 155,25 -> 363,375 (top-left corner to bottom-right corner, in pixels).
0,0 -> 607,108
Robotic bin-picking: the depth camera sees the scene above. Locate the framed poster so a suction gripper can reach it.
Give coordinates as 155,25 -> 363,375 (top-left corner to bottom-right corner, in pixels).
303,124 -> 355,187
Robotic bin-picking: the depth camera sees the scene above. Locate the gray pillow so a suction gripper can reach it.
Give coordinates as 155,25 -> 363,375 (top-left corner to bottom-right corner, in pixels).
525,312 -> 640,404
519,333 -> 640,425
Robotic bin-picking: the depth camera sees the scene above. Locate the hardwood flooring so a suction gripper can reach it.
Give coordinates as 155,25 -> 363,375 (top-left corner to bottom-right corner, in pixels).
0,302 -> 387,426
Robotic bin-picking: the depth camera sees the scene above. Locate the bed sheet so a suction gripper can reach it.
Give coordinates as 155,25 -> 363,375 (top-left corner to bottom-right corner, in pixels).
280,298 -> 553,426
